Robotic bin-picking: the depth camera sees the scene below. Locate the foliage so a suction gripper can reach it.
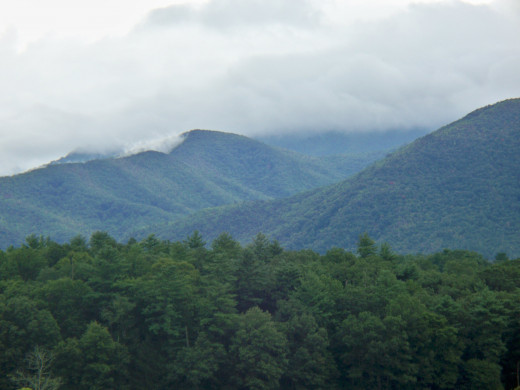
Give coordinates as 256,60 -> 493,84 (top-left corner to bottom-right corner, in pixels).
0,231 -> 519,389
9,346 -> 62,390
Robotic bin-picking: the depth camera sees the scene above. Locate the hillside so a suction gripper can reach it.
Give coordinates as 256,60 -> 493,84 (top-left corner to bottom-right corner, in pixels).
155,99 -> 520,258
166,130 -> 384,198
0,130 -> 381,248
257,128 -> 429,156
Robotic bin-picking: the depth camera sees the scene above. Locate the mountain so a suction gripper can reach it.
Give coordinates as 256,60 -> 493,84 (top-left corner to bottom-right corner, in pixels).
0,130 -> 382,248
49,151 -> 119,165
154,99 -> 520,258
257,128 -> 429,156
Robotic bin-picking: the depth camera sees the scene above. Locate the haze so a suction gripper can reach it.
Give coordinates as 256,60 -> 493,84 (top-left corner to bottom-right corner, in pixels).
0,0 -> 519,175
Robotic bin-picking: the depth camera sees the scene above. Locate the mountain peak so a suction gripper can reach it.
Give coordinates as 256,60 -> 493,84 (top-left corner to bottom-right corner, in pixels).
180,129 -> 247,141
162,99 -> 520,258
0,128 -> 377,248
461,97 -> 520,121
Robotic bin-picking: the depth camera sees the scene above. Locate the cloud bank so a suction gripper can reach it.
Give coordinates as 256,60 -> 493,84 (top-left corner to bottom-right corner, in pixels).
0,0 -> 519,175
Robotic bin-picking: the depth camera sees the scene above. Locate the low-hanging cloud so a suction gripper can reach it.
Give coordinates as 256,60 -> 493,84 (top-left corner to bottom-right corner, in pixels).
0,0 -> 519,176
145,0 -> 321,30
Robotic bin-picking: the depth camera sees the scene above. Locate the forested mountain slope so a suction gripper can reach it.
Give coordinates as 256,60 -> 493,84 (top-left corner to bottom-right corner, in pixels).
0,130 -> 380,248
257,128 -> 429,156
157,99 -> 520,258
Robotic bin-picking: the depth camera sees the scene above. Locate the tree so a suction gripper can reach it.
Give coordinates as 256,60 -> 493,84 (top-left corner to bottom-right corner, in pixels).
228,307 -> 288,390
339,311 -> 386,388
387,294 -> 462,389
206,233 -> 240,283
379,242 -> 396,261
69,235 -> 88,252
0,295 -> 61,390
55,321 -> 128,390
170,332 -> 227,389
89,231 -> 118,254
185,231 -> 206,249
184,231 -> 208,271
129,258 -> 201,349
494,252 -> 509,262
37,278 -> 97,339
7,247 -> 47,281
357,233 -> 376,258
339,310 -> 416,389
10,346 -> 62,390
248,233 -> 282,262
235,247 -> 272,312
280,312 -> 337,389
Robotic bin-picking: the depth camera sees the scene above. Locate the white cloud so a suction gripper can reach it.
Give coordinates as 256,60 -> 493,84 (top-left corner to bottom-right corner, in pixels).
0,0 -> 519,175
144,0 -> 321,30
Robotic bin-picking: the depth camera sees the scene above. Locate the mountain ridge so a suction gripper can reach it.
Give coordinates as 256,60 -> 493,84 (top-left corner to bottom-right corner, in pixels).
0,129 -> 381,248
149,98 -> 520,258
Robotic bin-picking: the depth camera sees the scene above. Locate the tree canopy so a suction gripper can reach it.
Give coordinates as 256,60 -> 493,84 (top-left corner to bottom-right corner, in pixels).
1,232 -> 519,389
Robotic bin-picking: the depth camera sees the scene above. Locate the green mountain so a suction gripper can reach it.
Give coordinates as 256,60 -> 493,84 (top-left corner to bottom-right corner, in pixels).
0,130 -> 381,248
156,99 -> 520,258
257,128 -> 429,156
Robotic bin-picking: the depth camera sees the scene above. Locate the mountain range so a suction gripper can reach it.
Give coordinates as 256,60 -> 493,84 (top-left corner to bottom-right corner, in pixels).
0,130 -> 382,248
257,127 -> 429,156
1,99 -> 519,257
146,99 -> 520,258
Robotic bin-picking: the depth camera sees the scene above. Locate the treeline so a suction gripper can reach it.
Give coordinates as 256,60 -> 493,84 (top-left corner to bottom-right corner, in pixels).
1,232 -> 519,390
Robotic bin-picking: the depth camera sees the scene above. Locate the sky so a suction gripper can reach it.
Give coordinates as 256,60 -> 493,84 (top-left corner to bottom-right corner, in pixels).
0,0 -> 519,176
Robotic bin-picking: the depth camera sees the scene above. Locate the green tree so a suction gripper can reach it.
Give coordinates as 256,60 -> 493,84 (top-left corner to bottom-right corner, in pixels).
455,289 -> 507,389
128,258 -> 201,349
0,295 -> 61,390
280,312 -> 337,389
235,247 -> 272,312
339,311 -> 386,388
228,307 -> 288,390
291,272 -> 344,333
357,232 -> 376,259
6,247 -> 47,281
89,231 -> 118,254
170,332 -> 227,389
379,242 -> 396,261
55,322 -> 128,390
339,310 -> 416,389
37,278 -> 97,338
387,294 -> 462,389
185,230 -> 206,249
100,293 -> 136,343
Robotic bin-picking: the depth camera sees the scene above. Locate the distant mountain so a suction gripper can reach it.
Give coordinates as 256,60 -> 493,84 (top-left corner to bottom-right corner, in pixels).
156,99 -> 520,258
49,151 -> 119,165
0,130 -> 381,248
257,128 -> 429,156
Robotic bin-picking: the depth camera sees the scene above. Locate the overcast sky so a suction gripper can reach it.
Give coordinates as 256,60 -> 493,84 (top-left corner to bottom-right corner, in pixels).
0,0 -> 519,176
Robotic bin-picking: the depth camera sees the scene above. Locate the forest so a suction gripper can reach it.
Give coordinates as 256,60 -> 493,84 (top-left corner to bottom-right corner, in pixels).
1,231 -> 519,390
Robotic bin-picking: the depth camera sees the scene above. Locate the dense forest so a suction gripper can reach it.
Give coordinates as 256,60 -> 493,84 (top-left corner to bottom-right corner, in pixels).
1,231 -> 519,390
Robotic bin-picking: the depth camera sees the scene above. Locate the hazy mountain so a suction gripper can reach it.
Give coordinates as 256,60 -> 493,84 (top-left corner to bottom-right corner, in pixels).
0,130 -> 381,248
49,151 -> 119,165
156,99 -> 520,258
257,128 -> 429,156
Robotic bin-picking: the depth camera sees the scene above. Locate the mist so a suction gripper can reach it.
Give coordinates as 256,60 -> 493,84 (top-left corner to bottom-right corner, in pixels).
0,0 -> 519,176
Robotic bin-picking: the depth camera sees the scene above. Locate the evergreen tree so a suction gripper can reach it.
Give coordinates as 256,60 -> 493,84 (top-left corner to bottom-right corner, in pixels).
357,232 -> 376,258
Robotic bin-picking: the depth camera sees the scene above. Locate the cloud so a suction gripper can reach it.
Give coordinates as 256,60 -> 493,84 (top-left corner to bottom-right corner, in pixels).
0,0 -> 519,175
121,134 -> 185,156
144,0 -> 321,30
